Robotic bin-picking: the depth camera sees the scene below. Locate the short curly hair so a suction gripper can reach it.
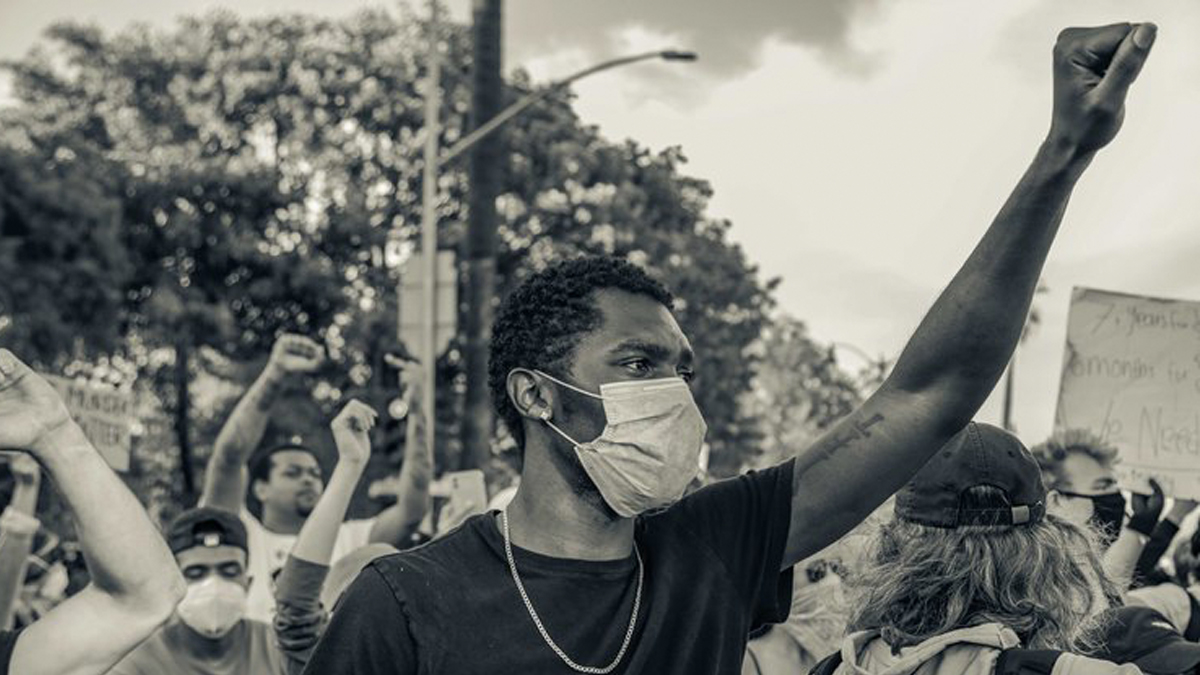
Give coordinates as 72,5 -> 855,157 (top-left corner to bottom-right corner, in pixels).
1031,429 -> 1119,491
488,256 -> 674,451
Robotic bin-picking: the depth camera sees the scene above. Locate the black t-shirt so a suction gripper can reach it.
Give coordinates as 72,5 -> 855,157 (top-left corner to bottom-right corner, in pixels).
0,630 -> 20,675
302,459 -> 795,675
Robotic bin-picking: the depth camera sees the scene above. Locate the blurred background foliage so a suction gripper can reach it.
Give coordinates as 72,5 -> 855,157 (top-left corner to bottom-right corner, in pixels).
0,7 -> 871,533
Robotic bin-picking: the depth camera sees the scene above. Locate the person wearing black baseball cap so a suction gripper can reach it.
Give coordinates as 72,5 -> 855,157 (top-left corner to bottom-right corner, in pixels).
109,506 -> 289,675
814,423 -> 1139,674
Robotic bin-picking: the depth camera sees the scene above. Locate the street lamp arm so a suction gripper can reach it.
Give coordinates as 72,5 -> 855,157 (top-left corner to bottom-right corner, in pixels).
439,49 -> 696,165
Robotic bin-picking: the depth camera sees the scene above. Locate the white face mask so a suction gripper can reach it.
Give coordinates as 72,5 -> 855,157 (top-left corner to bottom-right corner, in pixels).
778,573 -> 848,659
177,576 -> 247,639
535,370 -> 708,518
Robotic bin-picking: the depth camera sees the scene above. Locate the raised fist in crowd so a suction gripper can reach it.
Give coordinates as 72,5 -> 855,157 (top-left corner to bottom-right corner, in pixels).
0,350 -> 73,456
1050,22 -> 1156,154
267,333 -> 325,376
330,399 -> 378,467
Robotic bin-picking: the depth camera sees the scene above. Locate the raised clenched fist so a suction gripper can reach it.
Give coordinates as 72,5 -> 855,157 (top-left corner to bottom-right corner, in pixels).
0,350 -> 75,456
1049,23 -> 1156,155
267,334 -> 325,375
330,399 -> 378,466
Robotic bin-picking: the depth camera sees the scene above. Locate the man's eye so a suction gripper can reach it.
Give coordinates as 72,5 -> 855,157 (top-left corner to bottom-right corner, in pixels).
183,568 -> 207,580
624,360 -> 652,375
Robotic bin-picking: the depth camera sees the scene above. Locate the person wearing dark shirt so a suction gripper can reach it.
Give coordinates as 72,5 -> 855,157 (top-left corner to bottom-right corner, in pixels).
304,19 -> 1155,675
0,350 -> 185,675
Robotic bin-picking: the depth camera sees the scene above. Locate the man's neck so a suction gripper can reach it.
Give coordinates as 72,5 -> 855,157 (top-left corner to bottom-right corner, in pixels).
168,618 -> 244,661
500,445 -> 635,561
261,506 -> 305,534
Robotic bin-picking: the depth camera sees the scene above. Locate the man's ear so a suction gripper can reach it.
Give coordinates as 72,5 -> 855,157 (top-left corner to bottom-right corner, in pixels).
1046,490 -> 1064,510
252,478 -> 269,503
507,368 -> 554,423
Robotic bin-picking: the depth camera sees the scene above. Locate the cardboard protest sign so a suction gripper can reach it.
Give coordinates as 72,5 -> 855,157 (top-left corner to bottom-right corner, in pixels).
1054,287 -> 1200,499
43,375 -> 132,472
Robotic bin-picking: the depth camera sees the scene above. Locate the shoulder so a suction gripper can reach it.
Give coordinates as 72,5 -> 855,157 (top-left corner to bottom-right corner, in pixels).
1128,583 -> 1192,631
239,509 -> 267,538
367,516 -> 494,590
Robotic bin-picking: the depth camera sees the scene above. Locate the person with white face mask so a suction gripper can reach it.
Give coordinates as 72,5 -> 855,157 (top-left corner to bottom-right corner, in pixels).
109,507 -> 292,675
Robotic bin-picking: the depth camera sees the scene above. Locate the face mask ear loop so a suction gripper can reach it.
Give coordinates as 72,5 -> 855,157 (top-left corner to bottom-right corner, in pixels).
531,370 -> 605,400
541,415 -> 584,450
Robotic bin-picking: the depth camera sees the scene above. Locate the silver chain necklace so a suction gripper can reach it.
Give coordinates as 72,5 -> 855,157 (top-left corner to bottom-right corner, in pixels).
500,510 -> 643,674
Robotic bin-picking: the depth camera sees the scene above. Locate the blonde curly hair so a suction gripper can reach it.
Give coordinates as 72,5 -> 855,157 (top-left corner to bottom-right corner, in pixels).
846,486 -> 1120,654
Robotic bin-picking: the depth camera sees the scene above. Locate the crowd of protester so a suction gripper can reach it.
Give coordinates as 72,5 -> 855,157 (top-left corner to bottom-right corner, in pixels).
4,18 -> 1200,675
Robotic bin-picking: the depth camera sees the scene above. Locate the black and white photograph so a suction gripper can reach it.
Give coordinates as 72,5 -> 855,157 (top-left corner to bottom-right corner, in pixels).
1,1 -> 1199,673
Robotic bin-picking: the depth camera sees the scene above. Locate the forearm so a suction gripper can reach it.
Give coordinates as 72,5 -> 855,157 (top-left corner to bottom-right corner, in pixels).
291,461 -> 364,565
786,140 -> 1097,565
1104,528 -> 1145,590
370,404 -> 431,546
0,476 -> 39,627
1133,519 -> 1179,588
888,140 -> 1092,414
0,526 -> 35,630
202,365 -> 286,507
36,424 -> 183,609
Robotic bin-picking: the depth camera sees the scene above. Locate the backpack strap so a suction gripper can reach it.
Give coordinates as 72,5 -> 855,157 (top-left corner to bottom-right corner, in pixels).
808,650 -> 843,675
1185,591 -> 1200,642
994,648 -> 1061,674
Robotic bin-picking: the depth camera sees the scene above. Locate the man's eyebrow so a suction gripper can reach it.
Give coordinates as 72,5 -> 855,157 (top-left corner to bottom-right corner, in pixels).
609,339 -> 694,364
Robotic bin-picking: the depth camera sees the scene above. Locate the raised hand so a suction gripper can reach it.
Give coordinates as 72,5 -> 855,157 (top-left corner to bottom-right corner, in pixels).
330,399 -> 378,467
1128,477 -> 1165,536
1050,22 -> 1156,154
267,333 -> 325,375
0,350 -> 74,456
384,353 -> 423,401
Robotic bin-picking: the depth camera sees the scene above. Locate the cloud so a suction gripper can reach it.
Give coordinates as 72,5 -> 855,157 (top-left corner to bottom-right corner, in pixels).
503,0 -> 883,79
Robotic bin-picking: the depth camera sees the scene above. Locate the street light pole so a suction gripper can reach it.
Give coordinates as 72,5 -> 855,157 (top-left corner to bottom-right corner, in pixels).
441,49 -> 697,166
418,0 -> 441,462
411,26 -> 697,470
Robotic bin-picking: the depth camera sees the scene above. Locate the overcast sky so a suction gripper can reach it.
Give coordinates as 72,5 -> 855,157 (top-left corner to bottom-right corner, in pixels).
3,0 -> 1199,443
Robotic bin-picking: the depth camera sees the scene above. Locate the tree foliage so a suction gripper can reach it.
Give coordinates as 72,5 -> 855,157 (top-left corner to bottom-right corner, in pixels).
0,7 -> 781,517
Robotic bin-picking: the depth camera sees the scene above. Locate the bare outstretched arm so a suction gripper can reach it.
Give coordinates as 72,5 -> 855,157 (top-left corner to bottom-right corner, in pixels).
201,334 -> 324,512
783,23 -> 1158,567
369,358 -> 432,547
0,350 -> 186,675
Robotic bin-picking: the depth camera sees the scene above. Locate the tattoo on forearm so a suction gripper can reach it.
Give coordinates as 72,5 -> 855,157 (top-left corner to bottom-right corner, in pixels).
821,412 -> 885,456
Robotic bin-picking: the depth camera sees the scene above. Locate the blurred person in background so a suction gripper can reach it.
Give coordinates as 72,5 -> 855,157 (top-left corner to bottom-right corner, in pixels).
1034,429 -> 1189,589
0,349 -> 185,675
200,334 -> 431,622
303,21 -> 1158,674
0,453 -> 42,628
1128,527 -> 1200,641
109,507 -> 290,675
742,557 -> 849,675
272,399 -> 392,675
813,422 -> 1135,674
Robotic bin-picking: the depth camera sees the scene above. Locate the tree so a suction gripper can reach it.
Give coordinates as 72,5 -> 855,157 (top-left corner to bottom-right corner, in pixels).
743,315 -> 862,470
0,7 -> 780,509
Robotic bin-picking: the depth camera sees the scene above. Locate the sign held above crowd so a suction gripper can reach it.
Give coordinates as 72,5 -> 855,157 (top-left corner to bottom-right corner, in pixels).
1055,287 -> 1200,499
